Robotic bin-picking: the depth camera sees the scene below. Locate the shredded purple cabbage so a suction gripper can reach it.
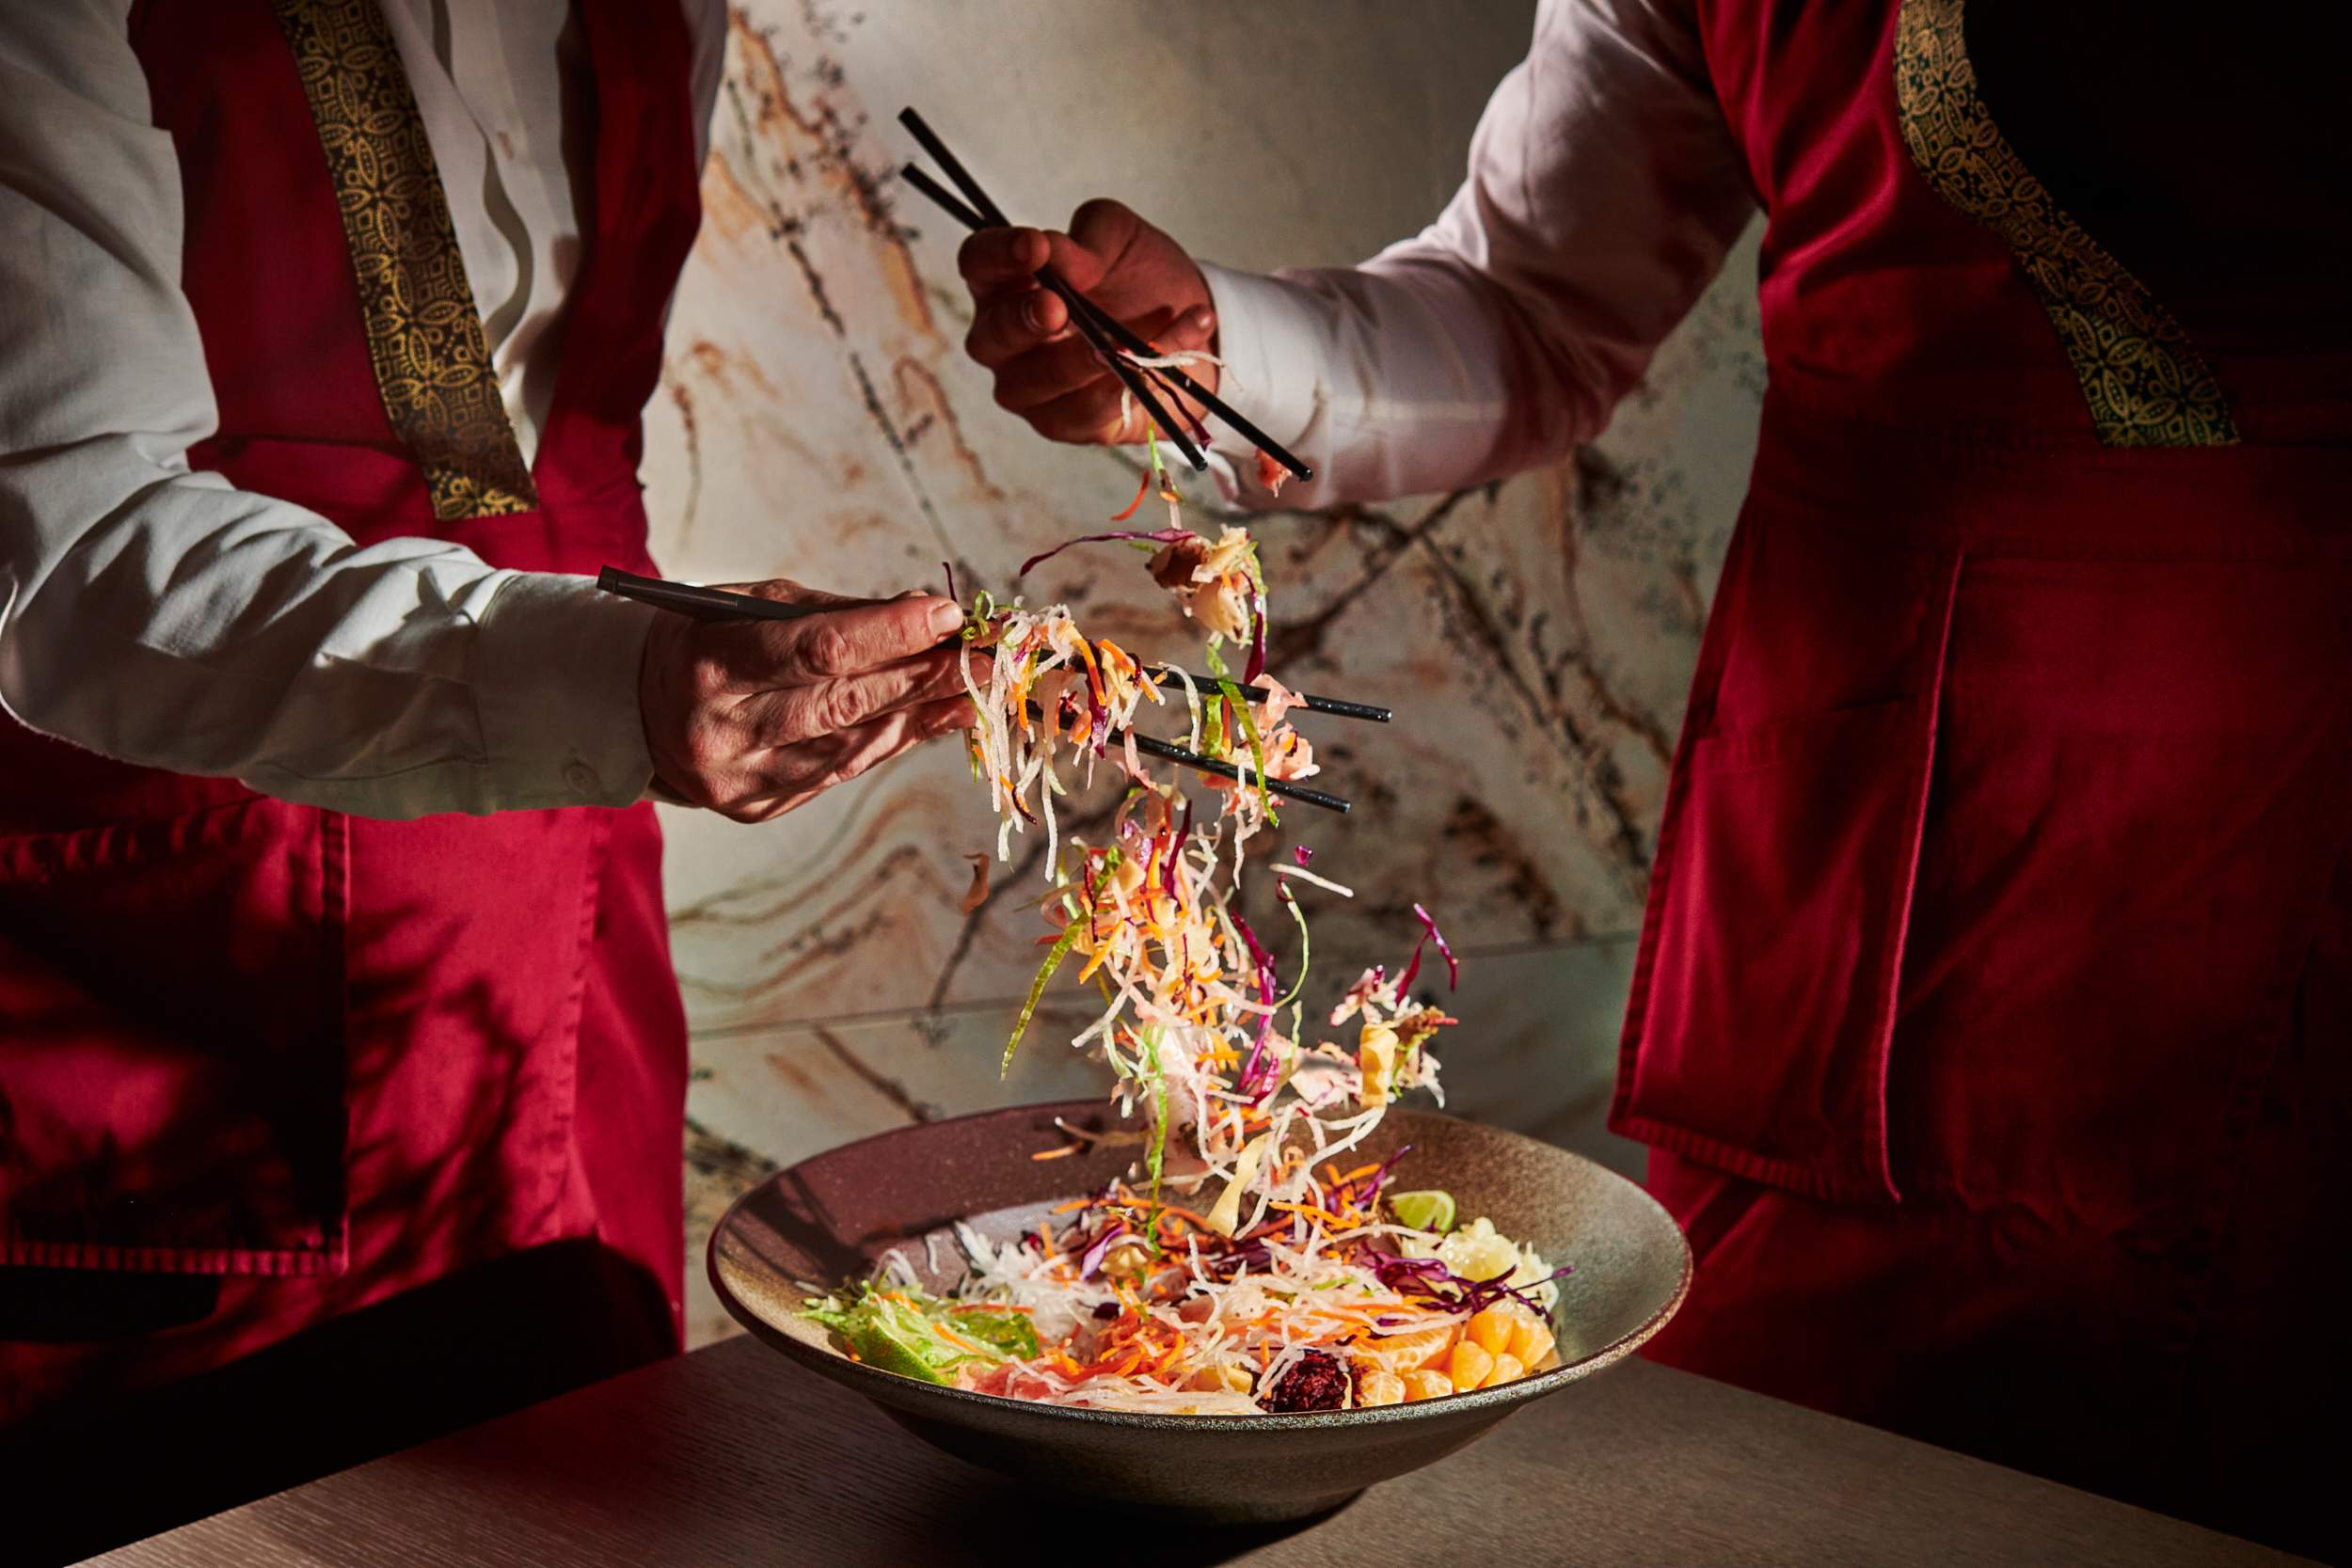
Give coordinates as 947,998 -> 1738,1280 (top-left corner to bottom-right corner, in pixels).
942,560 -> 958,603
1292,845 -> 1312,866
1364,1245 -> 1572,1315
1243,581 -> 1268,683
1078,1223 -> 1127,1279
1017,528 -> 1195,578
1229,911 -> 1280,1100
1360,1143 -> 1412,1200
1163,800 -> 1192,899
1396,903 -> 1459,995
1083,676 -> 1111,757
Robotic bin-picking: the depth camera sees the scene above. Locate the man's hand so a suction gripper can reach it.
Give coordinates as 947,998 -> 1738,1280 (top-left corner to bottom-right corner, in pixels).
959,199 -> 1216,446
639,581 -> 975,822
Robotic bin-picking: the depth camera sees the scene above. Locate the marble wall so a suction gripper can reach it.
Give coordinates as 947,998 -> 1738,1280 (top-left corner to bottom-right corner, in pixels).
643,2 -> 1765,1346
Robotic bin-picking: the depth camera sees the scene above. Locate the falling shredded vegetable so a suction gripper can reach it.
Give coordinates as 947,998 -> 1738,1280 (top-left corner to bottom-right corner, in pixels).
804,436 -> 1571,1416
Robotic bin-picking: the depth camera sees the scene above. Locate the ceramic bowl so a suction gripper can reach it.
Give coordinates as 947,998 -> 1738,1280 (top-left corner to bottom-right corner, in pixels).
710,1100 -> 1690,1523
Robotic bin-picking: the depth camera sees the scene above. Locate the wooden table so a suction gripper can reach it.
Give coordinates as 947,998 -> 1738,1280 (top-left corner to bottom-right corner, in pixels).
89,1335 -> 2308,1567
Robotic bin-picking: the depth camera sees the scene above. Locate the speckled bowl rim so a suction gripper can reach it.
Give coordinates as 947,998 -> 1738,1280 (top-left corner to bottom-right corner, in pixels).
710,1099 -> 1693,1431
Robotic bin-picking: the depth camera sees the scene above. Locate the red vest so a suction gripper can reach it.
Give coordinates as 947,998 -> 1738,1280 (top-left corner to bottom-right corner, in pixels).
1621,0 -> 2352,1206
0,0 -> 700,1419
1621,0 -> 2350,1546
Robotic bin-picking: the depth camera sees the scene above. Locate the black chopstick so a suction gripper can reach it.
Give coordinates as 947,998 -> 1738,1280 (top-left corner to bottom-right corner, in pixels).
596,566 -> 831,624
898,163 -> 989,234
1052,287 -> 1311,483
1025,705 -> 1350,815
1130,732 -> 1350,814
896,117 -> 1204,468
898,107 -> 1300,479
897,106 -> 1010,227
897,105 -> 1311,482
900,150 -> 1209,470
1141,669 -> 1391,724
1053,287 -> 1209,471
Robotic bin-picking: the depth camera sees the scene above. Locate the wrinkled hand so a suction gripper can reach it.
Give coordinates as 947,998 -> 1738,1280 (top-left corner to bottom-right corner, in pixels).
639,582 -> 976,822
959,198 -> 1216,445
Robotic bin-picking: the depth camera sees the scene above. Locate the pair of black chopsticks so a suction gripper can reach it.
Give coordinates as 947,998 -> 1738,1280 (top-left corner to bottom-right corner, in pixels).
597,567 -> 1371,814
896,107 -> 1314,486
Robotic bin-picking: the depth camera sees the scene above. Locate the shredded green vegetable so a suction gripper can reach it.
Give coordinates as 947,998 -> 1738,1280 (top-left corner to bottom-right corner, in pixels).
1274,884 -> 1312,1010
1003,921 -> 1082,1077
1140,1024 -> 1171,1254
1204,639 -> 1275,824
803,1282 -> 1039,1381
961,588 -> 995,641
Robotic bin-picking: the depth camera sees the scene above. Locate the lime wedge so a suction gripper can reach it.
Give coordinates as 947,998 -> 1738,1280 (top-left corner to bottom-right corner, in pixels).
847,1318 -> 953,1385
1389,1189 -> 1456,1234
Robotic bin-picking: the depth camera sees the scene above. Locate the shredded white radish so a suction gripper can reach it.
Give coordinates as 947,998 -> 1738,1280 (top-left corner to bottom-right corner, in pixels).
804,499 -> 1533,1418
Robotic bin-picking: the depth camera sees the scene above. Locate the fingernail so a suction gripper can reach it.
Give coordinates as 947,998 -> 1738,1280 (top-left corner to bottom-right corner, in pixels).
929,600 -> 966,634
1187,307 -> 1215,335
1023,297 -> 1049,334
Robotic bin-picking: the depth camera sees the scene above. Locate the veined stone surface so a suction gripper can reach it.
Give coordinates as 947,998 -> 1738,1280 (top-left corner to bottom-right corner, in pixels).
648,3 -> 1762,1344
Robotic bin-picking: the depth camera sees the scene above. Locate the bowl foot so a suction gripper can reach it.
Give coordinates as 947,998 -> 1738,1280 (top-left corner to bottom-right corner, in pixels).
882,1404 -> 1367,1524
1106,1487 -> 1365,1528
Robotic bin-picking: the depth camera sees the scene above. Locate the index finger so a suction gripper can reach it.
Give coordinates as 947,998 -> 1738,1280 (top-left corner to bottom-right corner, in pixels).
957,227 -> 1051,294
721,594 -> 967,685
707,578 -> 866,611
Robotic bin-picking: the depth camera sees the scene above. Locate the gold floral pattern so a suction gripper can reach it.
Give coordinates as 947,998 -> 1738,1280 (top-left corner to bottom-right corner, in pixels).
272,0 -> 538,516
1894,0 -> 2237,447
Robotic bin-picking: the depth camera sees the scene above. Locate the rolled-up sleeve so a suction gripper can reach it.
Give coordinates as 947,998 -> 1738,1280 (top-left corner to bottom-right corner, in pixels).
1200,0 -> 1756,508
0,3 -> 656,820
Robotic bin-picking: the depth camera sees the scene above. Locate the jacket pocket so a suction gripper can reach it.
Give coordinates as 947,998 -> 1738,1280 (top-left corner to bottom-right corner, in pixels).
1614,699 -> 1937,1201
0,799 -> 348,1274
1613,527 -> 1962,1205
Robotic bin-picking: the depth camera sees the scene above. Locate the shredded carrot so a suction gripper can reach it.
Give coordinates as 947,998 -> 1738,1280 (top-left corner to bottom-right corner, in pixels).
1107,466 -> 1152,522
1030,1145 -> 1080,1162
934,1324 -> 987,1355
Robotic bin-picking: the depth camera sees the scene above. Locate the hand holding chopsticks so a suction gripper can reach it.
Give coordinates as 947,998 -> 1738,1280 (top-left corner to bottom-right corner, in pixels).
904,108 -> 1314,485
609,568 -> 975,824
601,569 -> 1376,815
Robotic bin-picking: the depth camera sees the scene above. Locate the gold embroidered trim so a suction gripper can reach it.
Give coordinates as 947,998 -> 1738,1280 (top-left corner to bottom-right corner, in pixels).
272,0 -> 538,516
1894,0 -> 2237,447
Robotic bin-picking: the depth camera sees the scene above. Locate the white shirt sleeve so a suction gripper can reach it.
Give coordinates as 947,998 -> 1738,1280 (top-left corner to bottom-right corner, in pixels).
1199,0 -> 1756,509
0,3 -> 658,821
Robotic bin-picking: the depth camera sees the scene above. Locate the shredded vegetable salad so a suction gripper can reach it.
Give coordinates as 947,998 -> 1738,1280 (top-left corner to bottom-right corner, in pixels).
803,434 -> 1571,1415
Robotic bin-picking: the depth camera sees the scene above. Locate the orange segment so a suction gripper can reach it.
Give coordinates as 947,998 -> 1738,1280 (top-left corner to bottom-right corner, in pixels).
1348,1322 -> 1459,1377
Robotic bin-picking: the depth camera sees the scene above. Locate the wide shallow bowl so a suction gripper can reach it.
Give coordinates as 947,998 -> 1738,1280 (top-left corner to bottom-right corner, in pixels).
710,1100 -> 1691,1523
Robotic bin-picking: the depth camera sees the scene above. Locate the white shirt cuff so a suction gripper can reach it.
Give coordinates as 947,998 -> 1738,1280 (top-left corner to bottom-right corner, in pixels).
472,571 -> 658,810
1196,261 -> 1327,501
